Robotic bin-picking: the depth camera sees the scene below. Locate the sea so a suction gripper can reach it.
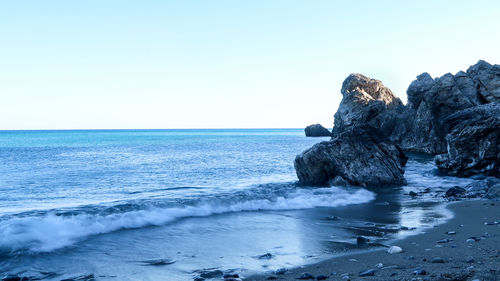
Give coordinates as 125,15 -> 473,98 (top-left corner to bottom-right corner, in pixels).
0,129 -> 478,280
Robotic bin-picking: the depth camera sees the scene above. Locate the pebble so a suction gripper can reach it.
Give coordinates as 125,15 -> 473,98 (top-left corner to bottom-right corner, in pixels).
437,238 -> 452,243
358,269 -> 375,277
431,257 -> 445,263
466,239 -> 475,243
413,268 -> 426,275
387,246 -> 402,254
316,275 -> 328,280
298,272 -> 314,280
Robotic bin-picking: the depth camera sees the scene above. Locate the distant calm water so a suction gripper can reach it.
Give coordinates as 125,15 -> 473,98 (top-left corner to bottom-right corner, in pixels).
0,129 -> 476,280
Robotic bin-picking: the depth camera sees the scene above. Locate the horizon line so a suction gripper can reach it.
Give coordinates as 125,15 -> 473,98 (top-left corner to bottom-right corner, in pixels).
0,127 -> 309,132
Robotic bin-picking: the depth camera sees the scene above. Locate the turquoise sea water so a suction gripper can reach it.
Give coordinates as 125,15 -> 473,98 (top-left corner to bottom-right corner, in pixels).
0,129 -> 475,280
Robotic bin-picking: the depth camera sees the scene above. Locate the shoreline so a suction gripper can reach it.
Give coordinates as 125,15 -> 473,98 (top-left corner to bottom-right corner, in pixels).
245,200 -> 500,281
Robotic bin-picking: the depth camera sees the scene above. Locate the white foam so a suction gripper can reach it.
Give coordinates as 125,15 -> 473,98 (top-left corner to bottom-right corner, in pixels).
0,187 -> 374,253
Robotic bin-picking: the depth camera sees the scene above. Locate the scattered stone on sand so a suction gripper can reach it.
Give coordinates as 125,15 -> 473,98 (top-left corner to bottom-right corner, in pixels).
358,269 -> 376,277
387,246 -> 402,254
298,272 -> 314,280
431,257 -> 445,263
437,238 -> 453,243
413,268 -> 427,275
304,124 -> 332,137
315,274 -> 328,280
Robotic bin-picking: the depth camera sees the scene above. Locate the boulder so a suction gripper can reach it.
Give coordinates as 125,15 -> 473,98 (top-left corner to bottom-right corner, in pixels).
435,103 -> 500,177
397,60 -> 500,154
294,126 -> 407,187
304,123 -> 331,137
332,73 -> 405,137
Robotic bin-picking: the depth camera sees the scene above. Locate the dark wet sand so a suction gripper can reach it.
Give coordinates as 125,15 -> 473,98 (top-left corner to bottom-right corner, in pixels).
245,200 -> 500,281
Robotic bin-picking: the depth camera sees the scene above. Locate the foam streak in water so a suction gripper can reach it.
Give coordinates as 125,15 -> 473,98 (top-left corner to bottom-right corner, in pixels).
0,187 -> 374,254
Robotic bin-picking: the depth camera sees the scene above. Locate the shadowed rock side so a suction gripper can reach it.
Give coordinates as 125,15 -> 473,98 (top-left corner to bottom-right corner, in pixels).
435,103 -> 500,177
394,60 -> 500,154
304,124 -> 331,137
294,127 -> 407,187
332,73 -> 405,137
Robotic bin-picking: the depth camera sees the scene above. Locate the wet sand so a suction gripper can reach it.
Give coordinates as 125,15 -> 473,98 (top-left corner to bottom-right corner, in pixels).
245,200 -> 500,281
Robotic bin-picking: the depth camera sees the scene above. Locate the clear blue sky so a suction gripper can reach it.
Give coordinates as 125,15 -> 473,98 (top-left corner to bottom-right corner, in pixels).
1,0 -> 499,130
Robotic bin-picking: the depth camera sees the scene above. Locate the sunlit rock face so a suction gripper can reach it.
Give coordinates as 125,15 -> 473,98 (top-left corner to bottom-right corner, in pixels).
295,126 -> 407,187
435,103 -> 500,177
332,73 -> 405,137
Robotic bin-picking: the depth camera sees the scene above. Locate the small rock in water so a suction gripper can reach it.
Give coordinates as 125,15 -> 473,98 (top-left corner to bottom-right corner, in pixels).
298,272 -> 314,280
387,246 -> 402,254
358,269 -> 375,277
409,191 -> 418,197
258,253 -> 273,260
316,275 -> 328,280
484,221 -> 498,225
224,278 -> 241,281
375,263 -> 383,268
224,273 -> 240,278
266,276 -> 278,280
431,257 -> 445,263
193,278 -> 205,281
413,268 -> 426,275
275,268 -> 287,275
356,236 -> 370,246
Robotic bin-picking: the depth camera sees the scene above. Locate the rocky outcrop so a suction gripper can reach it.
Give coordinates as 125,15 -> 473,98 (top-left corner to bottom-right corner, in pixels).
435,103 -> 500,177
304,124 -> 331,137
395,60 -> 500,154
294,127 -> 407,187
332,73 -> 405,137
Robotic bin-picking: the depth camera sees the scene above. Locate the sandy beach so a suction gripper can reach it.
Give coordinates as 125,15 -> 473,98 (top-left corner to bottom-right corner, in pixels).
245,200 -> 500,281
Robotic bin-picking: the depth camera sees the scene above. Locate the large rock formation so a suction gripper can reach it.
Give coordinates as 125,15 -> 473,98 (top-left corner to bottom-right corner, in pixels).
304,124 -> 331,137
332,73 -> 405,137
294,127 -> 407,187
435,103 -> 500,177
395,60 -> 500,154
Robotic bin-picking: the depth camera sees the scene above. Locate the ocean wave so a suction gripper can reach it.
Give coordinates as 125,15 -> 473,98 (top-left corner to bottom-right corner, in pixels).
0,186 -> 374,254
